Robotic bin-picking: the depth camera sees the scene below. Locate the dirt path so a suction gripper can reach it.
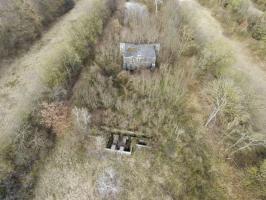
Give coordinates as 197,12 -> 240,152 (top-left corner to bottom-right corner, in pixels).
178,0 -> 266,136
230,40 -> 266,133
0,0 -> 92,146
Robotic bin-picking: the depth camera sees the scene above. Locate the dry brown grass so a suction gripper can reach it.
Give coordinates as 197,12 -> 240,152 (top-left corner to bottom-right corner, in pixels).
40,102 -> 71,135
32,1 -> 232,199
5,0 -> 265,199
0,0 -> 116,199
179,0 -> 266,199
0,0 -> 75,59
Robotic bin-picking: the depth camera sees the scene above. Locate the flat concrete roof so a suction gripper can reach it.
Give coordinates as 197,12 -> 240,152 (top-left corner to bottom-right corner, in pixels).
124,44 -> 156,58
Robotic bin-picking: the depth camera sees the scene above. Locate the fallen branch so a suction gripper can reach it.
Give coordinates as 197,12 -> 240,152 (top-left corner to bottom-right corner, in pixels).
100,126 -> 151,138
205,93 -> 227,127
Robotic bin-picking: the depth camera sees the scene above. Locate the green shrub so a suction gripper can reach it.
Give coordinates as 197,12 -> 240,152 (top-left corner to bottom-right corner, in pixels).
33,0 -> 75,25
227,0 -> 249,22
221,0 -> 266,40
244,159 -> 266,198
248,13 -> 266,40
44,44 -> 83,88
173,128 -> 226,200
198,40 -> 235,77
204,78 -> 252,148
233,146 -> 266,167
206,78 -> 250,124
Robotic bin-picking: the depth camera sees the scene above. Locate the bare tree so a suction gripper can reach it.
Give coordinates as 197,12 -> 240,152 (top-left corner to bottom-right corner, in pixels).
205,93 -> 227,127
96,167 -> 120,199
205,82 -> 228,127
72,106 -> 91,133
154,0 -> 163,14
229,135 -> 266,156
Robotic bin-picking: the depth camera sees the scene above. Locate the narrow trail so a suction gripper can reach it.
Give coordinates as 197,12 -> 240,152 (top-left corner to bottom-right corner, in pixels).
230,40 -> 266,134
0,0 -> 92,146
178,0 -> 266,136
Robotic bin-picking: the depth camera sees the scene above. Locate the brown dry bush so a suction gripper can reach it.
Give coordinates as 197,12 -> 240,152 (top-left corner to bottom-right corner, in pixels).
122,0 -> 194,64
159,0 -> 195,63
123,13 -> 159,44
40,102 -> 71,135
72,64 -> 119,111
0,0 -> 75,58
95,18 -> 123,75
69,13 -> 225,195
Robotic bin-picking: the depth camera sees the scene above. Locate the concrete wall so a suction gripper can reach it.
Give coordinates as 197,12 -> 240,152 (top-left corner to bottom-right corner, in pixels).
123,56 -> 156,69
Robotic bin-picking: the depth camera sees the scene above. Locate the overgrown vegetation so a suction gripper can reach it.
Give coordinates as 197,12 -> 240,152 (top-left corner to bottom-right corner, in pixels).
33,1 -> 232,199
43,0 -> 115,89
207,36 -> 266,200
198,40 -> 235,77
0,0 -> 116,199
0,111 -> 55,199
0,0 -> 75,59
1,0 -> 265,199
252,0 -> 266,11
198,0 -> 266,62
182,0 -> 266,198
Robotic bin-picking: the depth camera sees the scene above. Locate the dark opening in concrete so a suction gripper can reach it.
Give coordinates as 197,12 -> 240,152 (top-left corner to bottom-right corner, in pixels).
106,134 -> 132,155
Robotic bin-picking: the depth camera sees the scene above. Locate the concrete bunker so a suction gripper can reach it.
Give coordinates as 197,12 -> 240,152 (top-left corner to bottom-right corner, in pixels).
120,43 -> 160,71
103,126 -> 152,155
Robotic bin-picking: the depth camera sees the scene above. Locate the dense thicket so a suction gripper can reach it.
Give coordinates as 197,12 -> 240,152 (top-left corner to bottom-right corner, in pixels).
0,0 -> 114,199
0,0 -> 75,58
252,0 -> 266,11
